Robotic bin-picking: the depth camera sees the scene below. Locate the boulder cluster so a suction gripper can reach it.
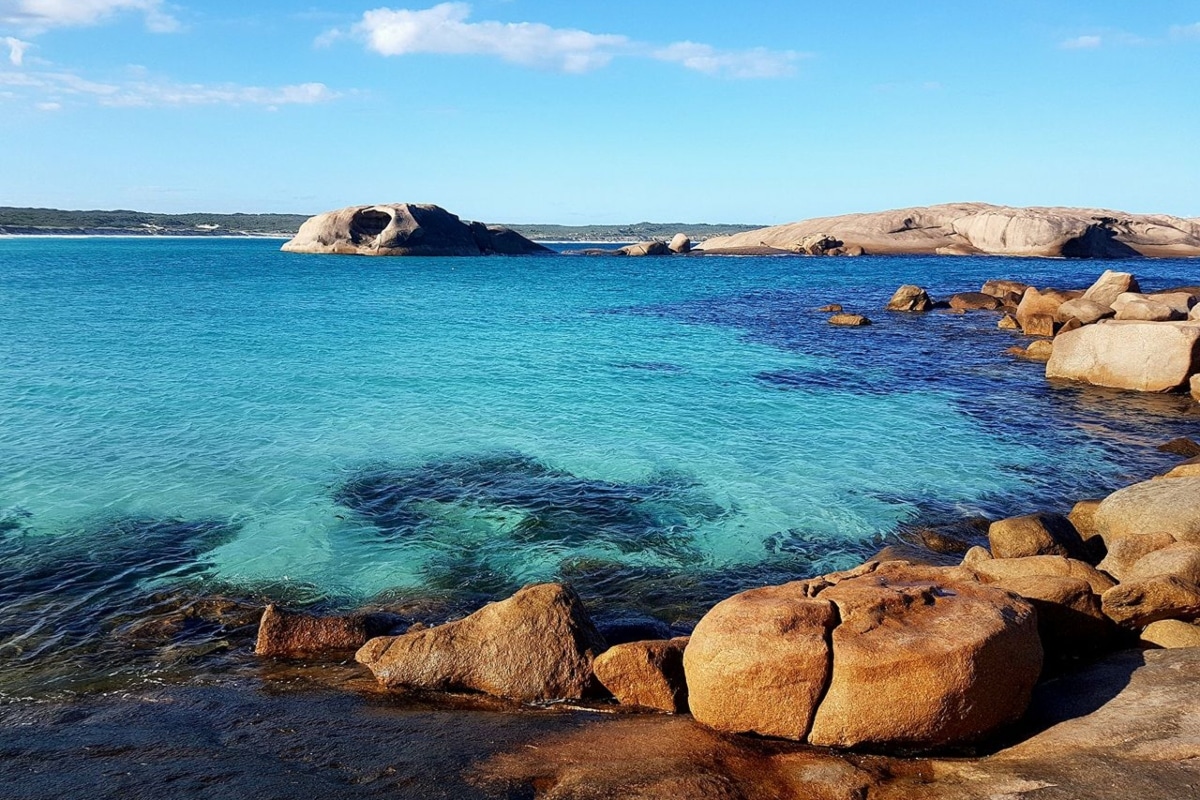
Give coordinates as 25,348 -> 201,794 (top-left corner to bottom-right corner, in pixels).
885,271 -> 1200,397
251,445 -> 1200,751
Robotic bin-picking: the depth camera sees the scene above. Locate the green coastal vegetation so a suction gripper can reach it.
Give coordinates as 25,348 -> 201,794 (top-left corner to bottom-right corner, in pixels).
0,206 -> 762,242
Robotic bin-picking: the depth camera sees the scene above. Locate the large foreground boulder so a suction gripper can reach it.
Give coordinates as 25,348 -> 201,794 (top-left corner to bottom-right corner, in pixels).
684,562 -> 1041,748
1046,321 -> 1200,392
355,583 -> 606,701
281,203 -> 550,256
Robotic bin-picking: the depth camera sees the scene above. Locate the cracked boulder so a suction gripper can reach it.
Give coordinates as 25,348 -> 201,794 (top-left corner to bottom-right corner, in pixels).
684,562 -> 1042,749
281,203 -> 550,256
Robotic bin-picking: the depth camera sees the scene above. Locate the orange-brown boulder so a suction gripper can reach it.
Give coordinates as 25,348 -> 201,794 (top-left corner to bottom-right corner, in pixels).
683,579 -> 838,739
807,563 -> 1041,749
828,313 -> 872,326
886,285 -> 933,312
981,279 -> 1030,299
1140,619 -> 1200,648
355,583 -> 606,701
967,555 -> 1116,594
1016,288 -> 1079,333
254,604 -> 402,657
593,637 -> 690,713
950,292 -> 1002,311
987,512 -> 1090,561
1101,575 -> 1200,628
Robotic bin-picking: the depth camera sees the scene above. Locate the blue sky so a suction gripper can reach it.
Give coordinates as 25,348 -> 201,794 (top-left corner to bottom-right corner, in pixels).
1,1 -> 1198,223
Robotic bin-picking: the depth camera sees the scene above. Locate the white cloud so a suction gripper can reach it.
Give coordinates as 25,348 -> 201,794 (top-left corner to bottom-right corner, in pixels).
653,41 -> 800,79
3,35 -> 28,64
345,3 -> 628,73
0,67 -> 340,108
1061,35 -> 1102,49
1170,23 -> 1200,40
0,0 -> 178,33
329,3 -> 799,79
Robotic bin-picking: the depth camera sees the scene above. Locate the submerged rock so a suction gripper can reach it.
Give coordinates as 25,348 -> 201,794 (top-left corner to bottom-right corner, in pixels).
355,583 -> 606,701
949,292 -> 1002,311
281,203 -> 549,256
828,312 -> 872,326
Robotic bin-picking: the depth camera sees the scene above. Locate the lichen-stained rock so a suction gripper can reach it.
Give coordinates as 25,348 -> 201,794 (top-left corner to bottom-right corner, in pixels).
1101,575 -> 1200,628
807,563 -> 1041,749
355,583 -> 606,702
683,580 -> 839,740
254,604 -> 403,657
967,555 -> 1116,594
281,203 -> 549,256
886,285 -> 933,312
1082,270 -> 1140,307
1046,321 -> 1200,392
1094,477 -> 1200,543
987,513 -> 1090,561
593,637 -> 690,713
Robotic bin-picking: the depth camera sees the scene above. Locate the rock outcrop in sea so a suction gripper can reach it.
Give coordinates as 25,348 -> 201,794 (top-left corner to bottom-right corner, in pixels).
698,203 -> 1200,258
281,203 -> 550,256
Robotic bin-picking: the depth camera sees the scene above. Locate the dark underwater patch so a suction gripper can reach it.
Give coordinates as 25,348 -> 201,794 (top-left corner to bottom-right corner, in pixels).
333,451 -> 727,560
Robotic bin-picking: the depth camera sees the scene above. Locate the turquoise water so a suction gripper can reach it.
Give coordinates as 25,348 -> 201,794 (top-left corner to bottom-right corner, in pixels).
1,238 -> 1198,687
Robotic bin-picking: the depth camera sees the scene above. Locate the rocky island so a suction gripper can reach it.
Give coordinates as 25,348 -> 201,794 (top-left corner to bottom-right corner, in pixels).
281,203 -> 550,256
697,203 -> 1200,258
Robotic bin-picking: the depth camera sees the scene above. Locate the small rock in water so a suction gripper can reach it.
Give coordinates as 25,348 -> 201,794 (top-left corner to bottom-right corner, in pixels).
949,292 -> 1002,311
255,605 -> 404,658
828,313 -> 872,327
885,285 -> 933,313
998,313 -> 1020,330
1157,437 -> 1200,459
818,303 -> 843,313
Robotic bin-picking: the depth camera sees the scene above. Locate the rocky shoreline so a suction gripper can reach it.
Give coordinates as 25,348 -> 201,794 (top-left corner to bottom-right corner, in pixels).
5,265 -> 1199,798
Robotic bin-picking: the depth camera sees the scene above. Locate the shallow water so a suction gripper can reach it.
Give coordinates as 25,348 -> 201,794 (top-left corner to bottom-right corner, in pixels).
1,238 -> 1197,692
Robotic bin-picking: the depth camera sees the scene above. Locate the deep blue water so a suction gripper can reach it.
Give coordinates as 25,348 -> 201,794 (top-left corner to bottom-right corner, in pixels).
1,237 -> 1197,691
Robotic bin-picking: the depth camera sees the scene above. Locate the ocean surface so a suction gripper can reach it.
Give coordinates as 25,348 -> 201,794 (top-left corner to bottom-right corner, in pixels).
1,237 -> 1197,695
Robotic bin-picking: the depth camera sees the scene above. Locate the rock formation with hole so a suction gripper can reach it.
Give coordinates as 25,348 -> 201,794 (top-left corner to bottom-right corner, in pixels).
281,204 -> 550,256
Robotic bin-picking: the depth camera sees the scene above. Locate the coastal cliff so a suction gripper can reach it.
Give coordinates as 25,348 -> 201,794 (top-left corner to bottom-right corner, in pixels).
698,203 -> 1200,258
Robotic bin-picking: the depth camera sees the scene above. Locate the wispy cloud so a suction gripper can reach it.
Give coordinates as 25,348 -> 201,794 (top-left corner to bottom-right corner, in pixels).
0,0 -> 179,34
1061,34 -> 1103,50
324,3 -> 803,79
653,42 -> 800,79
0,67 -> 340,109
1169,22 -> 1200,40
3,34 -> 28,64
